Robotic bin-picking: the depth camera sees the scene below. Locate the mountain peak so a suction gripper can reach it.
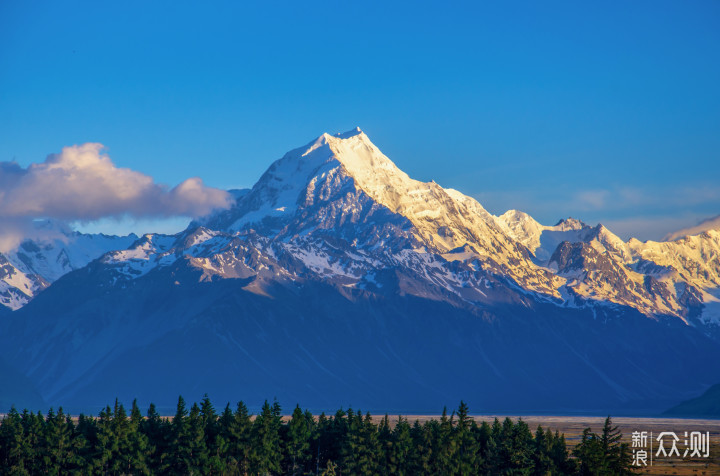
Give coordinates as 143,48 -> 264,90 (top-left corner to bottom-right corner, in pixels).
216,129 -> 511,255
316,127 -> 366,147
331,126 -> 364,140
323,128 -> 406,178
213,128 -> 409,232
553,217 -> 586,231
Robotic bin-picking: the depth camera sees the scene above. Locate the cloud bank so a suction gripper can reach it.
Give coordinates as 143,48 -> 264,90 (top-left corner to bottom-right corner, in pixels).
0,143 -> 231,220
0,218 -> 69,255
0,143 -> 232,252
664,215 -> 720,241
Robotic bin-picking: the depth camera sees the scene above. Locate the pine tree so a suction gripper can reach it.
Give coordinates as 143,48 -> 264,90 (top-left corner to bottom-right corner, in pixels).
39,407 -> 75,474
313,412 -> 331,474
108,399 -> 131,474
123,399 -> 151,475
316,408 -> 347,471
614,440 -> 637,476
474,419 -> 497,473
573,418 -> 636,476
198,395 -> 225,474
411,418 -> 436,474
166,395 -> 193,474
210,403 -> 234,474
17,411 -> 44,474
341,410 -> 380,475
227,401 -> 252,475
142,402 -> 167,472
600,416 -> 637,476
486,417 -> 503,471
186,402 -> 210,474
285,405 -> 313,475
74,413 -> 96,469
249,400 -> 283,474
434,407 -> 457,473
376,414 -> 392,475
549,430 -> 576,475
164,398 -> 210,474
532,426 -> 553,475
92,405 -> 117,473
454,401 -> 481,475
303,408 -> 318,472
199,395 -> 218,447
389,416 -> 414,475
512,418 -> 535,474
0,406 -> 30,474
600,416 -> 620,470
574,427 -> 604,475
494,417 -> 533,474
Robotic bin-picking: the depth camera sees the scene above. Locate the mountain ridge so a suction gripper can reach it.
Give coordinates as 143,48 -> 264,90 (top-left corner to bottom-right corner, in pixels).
0,222 -> 137,310
1,129 -> 719,414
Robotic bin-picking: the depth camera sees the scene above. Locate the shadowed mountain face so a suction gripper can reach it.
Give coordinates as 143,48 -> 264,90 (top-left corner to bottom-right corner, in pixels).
664,383 -> 720,418
1,128 -> 719,414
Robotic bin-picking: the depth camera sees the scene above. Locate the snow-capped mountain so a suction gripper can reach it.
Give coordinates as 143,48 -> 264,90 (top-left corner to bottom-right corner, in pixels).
0,222 -> 137,310
495,210 -> 720,326
1,128 -> 719,414
113,128 -> 560,300
98,129 -> 720,329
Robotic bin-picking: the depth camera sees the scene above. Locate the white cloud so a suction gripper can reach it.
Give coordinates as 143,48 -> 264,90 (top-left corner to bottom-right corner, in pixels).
575,190 -> 610,210
0,218 -> 70,254
0,143 -> 232,220
664,215 -> 720,241
0,143 -> 232,252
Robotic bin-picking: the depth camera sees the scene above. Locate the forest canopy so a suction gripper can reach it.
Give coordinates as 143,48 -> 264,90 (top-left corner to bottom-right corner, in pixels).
0,397 -> 636,475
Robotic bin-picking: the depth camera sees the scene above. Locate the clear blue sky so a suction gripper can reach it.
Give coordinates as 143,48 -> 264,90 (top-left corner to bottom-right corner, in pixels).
1,0 -> 719,240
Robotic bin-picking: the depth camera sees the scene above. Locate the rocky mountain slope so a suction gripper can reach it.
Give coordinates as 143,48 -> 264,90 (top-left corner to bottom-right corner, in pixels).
0,222 -> 136,310
103,129 -> 720,331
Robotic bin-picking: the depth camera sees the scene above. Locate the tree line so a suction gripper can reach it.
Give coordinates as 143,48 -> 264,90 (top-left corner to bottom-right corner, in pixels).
0,396 -> 636,475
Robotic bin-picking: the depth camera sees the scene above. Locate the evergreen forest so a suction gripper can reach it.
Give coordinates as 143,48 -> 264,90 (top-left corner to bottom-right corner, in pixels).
0,397 -> 637,475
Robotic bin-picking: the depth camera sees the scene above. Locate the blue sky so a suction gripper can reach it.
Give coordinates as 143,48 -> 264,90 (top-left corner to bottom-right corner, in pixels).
1,1 -> 719,240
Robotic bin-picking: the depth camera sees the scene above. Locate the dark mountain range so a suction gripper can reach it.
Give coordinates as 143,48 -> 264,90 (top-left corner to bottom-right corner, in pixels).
664,383 -> 720,418
1,128 -> 719,415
